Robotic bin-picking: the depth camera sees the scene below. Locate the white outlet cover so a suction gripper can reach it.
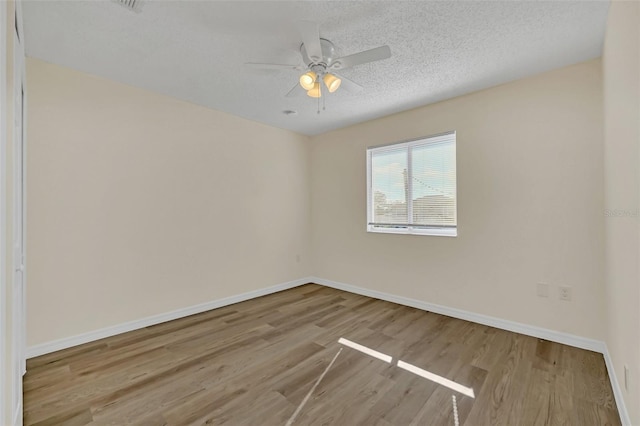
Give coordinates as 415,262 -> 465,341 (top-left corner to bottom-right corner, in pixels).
559,286 -> 572,301
536,283 -> 549,298
624,365 -> 630,391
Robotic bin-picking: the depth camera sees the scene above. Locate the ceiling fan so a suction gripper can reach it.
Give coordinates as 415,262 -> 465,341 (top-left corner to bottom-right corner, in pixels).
245,21 -> 391,99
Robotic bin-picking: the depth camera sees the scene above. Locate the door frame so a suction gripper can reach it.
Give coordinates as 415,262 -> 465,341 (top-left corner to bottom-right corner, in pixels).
13,0 -> 26,378
12,1 -> 26,424
0,0 -> 8,423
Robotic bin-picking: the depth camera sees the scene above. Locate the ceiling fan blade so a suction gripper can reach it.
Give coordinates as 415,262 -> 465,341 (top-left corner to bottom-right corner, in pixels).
296,21 -> 323,63
245,62 -> 304,71
334,73 -> 364,93
285,83 -> 306,98
331,45 -> 391,70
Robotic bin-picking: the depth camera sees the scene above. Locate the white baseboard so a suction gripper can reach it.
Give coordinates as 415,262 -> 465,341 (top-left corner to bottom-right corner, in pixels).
311,277 -> 604,352
310,276 -> 631,425
26,277 -> 310,359
603,346 -> 632,426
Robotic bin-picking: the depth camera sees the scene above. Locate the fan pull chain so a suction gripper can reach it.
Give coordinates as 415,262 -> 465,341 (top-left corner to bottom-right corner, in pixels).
323,88 -> 326,111
317,79 -> 321,114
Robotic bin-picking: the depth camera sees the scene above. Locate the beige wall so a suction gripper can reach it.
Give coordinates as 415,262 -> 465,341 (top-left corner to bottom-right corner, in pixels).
311,60 -> 605,340
603,1 -> 640,423
26,58 -> 312,346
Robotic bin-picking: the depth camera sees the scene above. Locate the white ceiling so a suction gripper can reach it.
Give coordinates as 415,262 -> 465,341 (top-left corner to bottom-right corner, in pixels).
22,0 -> 609,136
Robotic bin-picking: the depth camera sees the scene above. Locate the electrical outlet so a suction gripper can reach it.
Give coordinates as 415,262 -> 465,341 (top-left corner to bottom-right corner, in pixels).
536,283 -> 549,298
559,286 -> 572,301
625,365 -> 630,391
296,254 -> 301,263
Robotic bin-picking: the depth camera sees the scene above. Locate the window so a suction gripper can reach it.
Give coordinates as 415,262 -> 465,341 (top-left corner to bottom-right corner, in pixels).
367,131 -> 457,237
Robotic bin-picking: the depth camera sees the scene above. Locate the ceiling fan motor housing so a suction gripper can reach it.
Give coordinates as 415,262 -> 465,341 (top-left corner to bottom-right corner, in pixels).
301,38 -> 337,73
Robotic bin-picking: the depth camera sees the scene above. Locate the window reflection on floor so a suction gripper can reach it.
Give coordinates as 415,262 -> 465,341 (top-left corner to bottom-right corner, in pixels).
338,336 -> 475,398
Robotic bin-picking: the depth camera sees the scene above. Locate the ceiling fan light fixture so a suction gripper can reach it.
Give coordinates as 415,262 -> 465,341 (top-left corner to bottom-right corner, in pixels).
307,82 -> 322,98
299,71 -> 317,90
323,73 -> 341,93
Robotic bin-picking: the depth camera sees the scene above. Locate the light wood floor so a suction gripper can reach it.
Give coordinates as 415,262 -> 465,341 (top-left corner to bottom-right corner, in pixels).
24,284 -> 620,425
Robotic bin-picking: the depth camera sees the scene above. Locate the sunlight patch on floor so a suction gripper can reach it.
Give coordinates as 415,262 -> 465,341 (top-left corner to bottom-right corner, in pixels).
338,336 -> 475,398
338,337 -> 393,363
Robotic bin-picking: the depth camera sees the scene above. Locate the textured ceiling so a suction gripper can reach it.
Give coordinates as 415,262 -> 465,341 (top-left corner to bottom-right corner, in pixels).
22,0 -> 609,136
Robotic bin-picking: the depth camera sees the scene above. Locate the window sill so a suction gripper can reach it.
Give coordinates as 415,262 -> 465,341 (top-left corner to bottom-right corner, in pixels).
367,226 -> 457,237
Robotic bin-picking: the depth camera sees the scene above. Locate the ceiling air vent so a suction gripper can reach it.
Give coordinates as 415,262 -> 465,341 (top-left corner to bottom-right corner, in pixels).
113,0 -> 143,13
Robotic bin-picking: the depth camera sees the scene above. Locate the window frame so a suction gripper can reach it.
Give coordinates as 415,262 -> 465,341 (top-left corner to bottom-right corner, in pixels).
366,131 -> 457,237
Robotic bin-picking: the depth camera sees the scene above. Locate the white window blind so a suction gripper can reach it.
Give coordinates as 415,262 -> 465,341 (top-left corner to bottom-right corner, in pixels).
367,132 -> 457,236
